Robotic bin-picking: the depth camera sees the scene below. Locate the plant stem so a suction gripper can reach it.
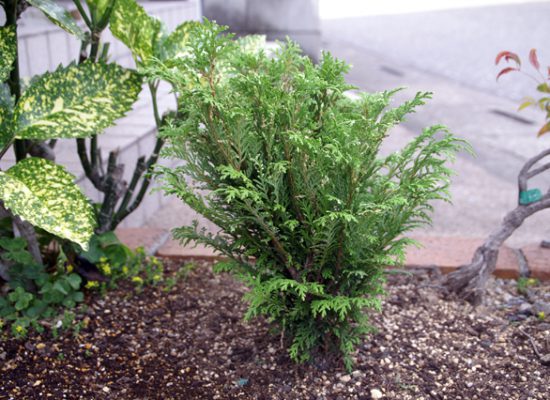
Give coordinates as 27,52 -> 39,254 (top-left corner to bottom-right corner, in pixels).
150,81 -> 162,127
72,0 -> 92,29
89,31 -> 100,62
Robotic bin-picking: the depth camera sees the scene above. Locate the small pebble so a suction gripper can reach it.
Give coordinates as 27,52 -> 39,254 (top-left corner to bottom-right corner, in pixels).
339,375 -> 351,383
370,388 -> 383,399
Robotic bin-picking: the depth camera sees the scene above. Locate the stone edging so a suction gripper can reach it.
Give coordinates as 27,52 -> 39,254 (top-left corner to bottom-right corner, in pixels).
115,229 -> 550,281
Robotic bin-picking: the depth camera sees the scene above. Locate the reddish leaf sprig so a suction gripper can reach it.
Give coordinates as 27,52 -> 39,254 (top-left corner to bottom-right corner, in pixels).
496,49 -> 550,136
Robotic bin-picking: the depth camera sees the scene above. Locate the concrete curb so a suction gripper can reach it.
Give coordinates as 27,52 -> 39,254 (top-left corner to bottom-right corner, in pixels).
116,228 -> 550,281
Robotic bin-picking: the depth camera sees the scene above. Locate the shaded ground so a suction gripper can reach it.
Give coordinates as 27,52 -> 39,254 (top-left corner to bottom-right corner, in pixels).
1,261 -> 548,399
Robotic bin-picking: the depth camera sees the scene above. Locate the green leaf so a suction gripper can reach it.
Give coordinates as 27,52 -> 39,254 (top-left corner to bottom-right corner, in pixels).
53,281 -> 68,295
537,83 -> 550,93
0,83 -> 15,150
160,21 -> 199,60
72,291 -> 84,302
14,62 -> 142,140
42,290 -> 64,304
518,97 -> 535,111
0,237 -> 27,252
110,0 -> 165,61
95,230 -> 121,246
0,158 -> 96,249
10,288 -> 33,311
0,26 -> 17,83
85,0 -> 110,18
15,298 -> 29,311
26,0 -> 86,40
62,298 -> 76,308
66,273 -> 82,290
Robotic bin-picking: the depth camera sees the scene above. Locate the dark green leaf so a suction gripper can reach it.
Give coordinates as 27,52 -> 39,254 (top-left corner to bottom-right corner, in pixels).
72,291 -> 84,302
66,273 -> 82,290
103,244 -> 131,265
0,297 -> 8,308
96,231 -> 121,246
26,0 -> 86,40
62,298 -> 76,308
0,82 -> 15,151
0,237 -> 27,251
25,304 -> 45,318
52,281 -> 68,295
0,26 -> 16,83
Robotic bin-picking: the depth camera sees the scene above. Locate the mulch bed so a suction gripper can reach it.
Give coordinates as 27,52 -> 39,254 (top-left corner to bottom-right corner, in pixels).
1,260 -> 548,399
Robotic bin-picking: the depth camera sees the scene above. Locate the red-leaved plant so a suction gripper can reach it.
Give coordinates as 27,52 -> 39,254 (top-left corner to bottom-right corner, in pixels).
496,49 -> 550,136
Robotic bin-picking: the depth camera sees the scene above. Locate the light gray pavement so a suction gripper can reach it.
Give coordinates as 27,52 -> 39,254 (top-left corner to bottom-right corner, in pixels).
319,2 -> 550,246
322,1 -> 550,102
146,2 -> 550,248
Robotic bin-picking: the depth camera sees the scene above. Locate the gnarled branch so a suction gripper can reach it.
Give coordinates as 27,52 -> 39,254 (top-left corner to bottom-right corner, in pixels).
445,147 -> 550,304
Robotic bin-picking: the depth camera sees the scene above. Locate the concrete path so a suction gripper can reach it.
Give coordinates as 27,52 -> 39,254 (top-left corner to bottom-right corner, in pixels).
319,2 -> 550,247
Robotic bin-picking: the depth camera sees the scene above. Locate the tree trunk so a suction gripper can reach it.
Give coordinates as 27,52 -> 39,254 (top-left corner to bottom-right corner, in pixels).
445,197 -> 550,304
445,147 -> 550,304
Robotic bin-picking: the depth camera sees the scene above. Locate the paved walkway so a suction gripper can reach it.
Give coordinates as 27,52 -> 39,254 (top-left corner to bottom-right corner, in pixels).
319,2 -> 550,247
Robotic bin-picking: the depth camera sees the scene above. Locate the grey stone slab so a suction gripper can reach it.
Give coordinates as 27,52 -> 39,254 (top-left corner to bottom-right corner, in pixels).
203,0 -> 320,59
247,0 -> 320,32
203,0 -> 248,28
264,32 -> 321,61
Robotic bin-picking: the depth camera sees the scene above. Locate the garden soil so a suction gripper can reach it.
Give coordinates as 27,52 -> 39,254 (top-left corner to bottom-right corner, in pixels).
1,261 -> 548,399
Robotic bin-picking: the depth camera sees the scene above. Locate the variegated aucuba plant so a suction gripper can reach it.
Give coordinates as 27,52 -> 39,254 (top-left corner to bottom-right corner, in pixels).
0,0 -> 142,251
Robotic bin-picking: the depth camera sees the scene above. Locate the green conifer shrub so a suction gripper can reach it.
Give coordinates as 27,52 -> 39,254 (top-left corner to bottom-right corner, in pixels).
152,20 -> 467,368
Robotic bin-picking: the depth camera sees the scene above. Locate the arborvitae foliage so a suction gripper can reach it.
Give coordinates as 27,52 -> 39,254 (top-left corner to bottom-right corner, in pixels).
152,20 -> 467,369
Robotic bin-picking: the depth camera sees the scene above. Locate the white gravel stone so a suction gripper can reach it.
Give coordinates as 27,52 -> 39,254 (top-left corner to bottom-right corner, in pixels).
370,388 -> 383,399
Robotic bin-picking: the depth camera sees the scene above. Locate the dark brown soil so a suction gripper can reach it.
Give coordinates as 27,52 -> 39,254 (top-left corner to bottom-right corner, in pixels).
0,260 -> 548,400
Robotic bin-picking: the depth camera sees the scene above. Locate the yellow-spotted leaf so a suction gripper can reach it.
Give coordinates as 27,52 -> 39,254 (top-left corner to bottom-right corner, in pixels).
13,62 -> 142,140
85,0 -> 110,18
235,35 -> 267,55
0,26 -> 16,83
0,158 -> 95,249
27,0 -> 86,40
160,21 -> 199,60
110,0 -> 165,61
0,84 -> 14,149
